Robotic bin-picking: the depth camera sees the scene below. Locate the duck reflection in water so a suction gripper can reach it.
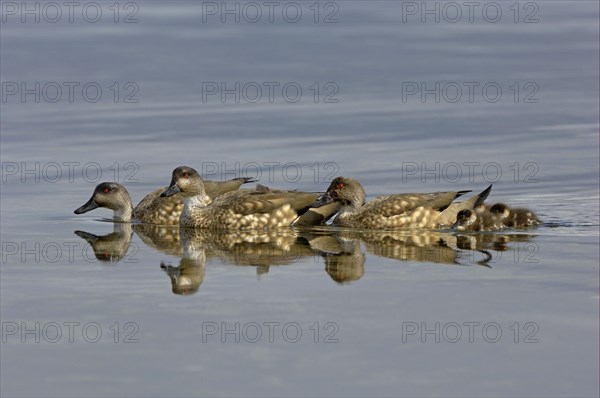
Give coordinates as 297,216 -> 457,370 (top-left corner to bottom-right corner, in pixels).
299,227 -> 538,270
453,231 -> 538,258
348,230 -> 461,265
74,221 -> 538,293
161,257 -> 205,295
74,222 -> 184,263
74,223 -> 133,263
134,224 -> 183,256
300,232 -> 365,284
178,227 -> 315,277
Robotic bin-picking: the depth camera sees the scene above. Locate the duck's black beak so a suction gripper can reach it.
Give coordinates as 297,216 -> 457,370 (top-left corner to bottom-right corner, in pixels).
74,197 -> 99,214
312,192 -> 334,208
161,184 -> 180,197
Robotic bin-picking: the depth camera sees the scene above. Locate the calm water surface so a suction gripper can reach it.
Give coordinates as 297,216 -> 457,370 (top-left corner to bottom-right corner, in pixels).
1,1 -> 599,397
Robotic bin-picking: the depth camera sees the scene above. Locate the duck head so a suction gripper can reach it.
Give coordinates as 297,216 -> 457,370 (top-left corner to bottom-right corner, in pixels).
490,203 -> 511,221
74,182 -> 133,221
452,209 -> 477,230
313,177 -> 366,210
161,166 -> 205,198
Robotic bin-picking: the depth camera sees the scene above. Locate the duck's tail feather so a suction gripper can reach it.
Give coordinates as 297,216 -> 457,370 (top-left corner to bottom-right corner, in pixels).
437,185 -> 493,227
236,177 -> 258,184
473,184 -> 493,208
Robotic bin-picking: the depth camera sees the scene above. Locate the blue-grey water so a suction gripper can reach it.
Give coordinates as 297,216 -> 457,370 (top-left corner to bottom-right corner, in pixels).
1,1 -> 598,397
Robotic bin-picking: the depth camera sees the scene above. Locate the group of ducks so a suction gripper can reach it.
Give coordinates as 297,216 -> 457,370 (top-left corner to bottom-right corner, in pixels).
74,165 -> 540,231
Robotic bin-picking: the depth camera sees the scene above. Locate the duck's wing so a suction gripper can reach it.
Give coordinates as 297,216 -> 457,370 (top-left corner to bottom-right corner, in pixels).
221,190 -> 321,216
361,191 -> 469,217
204,177 -> 257,199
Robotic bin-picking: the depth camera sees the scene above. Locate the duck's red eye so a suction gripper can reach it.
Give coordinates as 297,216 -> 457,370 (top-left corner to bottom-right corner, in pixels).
183,172 -> 189,179
103,187 -> 109,193
337,183 -> 345,189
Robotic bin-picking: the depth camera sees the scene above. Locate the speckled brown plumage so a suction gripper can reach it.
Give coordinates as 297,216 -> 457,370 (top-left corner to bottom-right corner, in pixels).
348,230 -> 460,264
74,178 -> 254,225
133,224 -> 182,256
180,228 -> 312,267
345,192 -> 463,229
161,166 -> 320,230
312,177 -> 491,230
133,186 -> 184,225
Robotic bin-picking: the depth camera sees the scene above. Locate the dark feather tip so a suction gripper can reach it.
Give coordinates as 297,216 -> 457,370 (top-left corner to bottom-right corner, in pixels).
473,184 -> 493,208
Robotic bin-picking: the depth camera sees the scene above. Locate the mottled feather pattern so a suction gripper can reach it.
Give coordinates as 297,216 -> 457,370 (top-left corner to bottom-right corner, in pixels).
134,224 -> 183,256
337,192 -> 459,229
180,228 -> 305,266
366,192 -> 457,215
319,177 -> 492,230
180,190 -> 320,230
73,179 -> 256,226
132,179 -> 254,225
355,230 -> 458,263
134,186 -> 184,225
160,166 -> 326,230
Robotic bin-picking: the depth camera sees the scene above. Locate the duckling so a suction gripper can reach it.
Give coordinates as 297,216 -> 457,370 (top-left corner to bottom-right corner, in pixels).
74,177 -> 255,225
311,176 -> 492,230
160,166 -> 320,230
453,209 -> 477,231
490,203 -> 540,228
452,209 -> 502,231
